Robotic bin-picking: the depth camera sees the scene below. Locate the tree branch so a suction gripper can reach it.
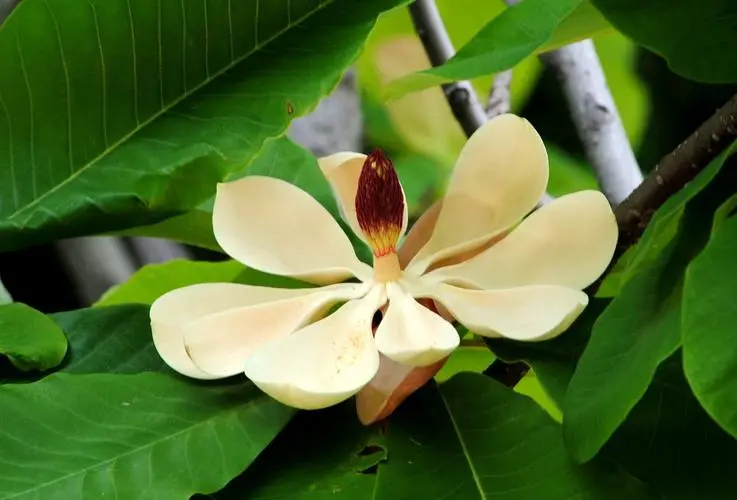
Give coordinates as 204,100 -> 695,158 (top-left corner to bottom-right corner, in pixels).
615,93 -> 737,252
408,0 -> 488,137
539,40 -> 643,205
486,70 -> 513,119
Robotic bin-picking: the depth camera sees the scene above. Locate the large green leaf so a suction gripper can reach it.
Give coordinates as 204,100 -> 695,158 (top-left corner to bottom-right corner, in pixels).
121,135 -> 369,259
0,302 -> 67,372
54,304 -> 164,373
96,259 -> 246,307
563,152 -> 737,463
224,374 -> 647,499
682,214 -> 737,438
0,304 -> 296,499
384,0 -> 611,98
373,375 -> 647,499
206,402 -> 385,499
602,354 -> 737,499
0,373 -> 295,499
491,316 -> 737,497
590,0 -> 737,83
0,0 -> 406,252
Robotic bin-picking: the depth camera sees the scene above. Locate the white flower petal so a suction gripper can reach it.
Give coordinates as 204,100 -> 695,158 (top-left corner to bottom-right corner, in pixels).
318,152 -> 366,240
374,283 -> 459,366
318,152 -> 409,243
243,285 -> 387,410
411,281 -> 588,342
426,191 -> 618,290
213,176 -> 371,285
150,283 -> 318,379
406,114 -> 548,275
183,283 -> 366,378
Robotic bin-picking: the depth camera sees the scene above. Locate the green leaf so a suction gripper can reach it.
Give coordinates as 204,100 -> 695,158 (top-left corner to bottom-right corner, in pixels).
54,304 -> 165,373
0,372 -> 295,499
434,346 -> 494,382
206,403 -> 385,499
487,298 -> 610,410
0,0 -> 406,252
493,314 -> 737,497
563,152 -> 737,463
603,353 -> 737,499
384,0 -> 610,99
0,304 -> 298,498
121,135 -> 369,259
599,141 -> 737,296
590,0 -> 737,83
0,302 -> 67,372
683,214 -> 737,439
373,374 -> 648,499
220,374 -> 647,499
96,259 -> 246,307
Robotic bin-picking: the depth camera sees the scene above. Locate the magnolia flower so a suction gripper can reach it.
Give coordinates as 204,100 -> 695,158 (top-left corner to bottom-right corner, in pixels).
150,114 -> 617,424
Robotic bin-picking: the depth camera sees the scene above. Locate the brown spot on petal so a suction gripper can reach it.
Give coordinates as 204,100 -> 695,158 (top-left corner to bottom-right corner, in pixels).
356,149 -> 404,257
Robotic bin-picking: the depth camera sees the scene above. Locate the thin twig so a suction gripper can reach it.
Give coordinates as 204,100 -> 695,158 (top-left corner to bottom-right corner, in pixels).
486,70 -> 513,119
539,40 -> 643,205
408,0 -> 488,137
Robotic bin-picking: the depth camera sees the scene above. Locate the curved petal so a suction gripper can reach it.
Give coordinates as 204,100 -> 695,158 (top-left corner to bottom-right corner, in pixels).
213,176 -> 371,285
243,285 -> 387,410
411,281 -> 588,342
426,191 -> 617,290
318,152 -> 366,240
318,152 -> 409,243
150,283 -> 322,379
356,354 -> 447,425
183,283 -> 366,378
406,114 -> 549,275
374,283 -> 459,366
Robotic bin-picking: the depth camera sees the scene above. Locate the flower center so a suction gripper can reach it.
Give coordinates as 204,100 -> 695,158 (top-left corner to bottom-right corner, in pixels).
355,149 -> 405,283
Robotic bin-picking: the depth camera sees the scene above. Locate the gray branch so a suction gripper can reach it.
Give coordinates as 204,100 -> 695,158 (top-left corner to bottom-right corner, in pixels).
408,0 -> 551,206
539,40 -> 643,205
408,0 -> 488,137
486,70 -> 513,118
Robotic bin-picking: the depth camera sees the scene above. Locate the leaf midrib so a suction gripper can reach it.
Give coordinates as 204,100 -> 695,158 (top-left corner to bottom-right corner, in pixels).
440,391 -> 488,500
7,0 -> 336,222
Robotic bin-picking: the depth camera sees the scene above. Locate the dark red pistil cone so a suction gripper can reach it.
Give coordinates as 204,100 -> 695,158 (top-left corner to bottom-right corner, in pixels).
355,149 -> 405,256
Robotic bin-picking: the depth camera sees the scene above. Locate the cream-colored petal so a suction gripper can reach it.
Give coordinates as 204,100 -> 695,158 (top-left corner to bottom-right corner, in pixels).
427,191 -> 617,290
183,283 -> 366,378
406,114 -> 549,275
243,285 -> 387,410
150,283 -> 320,380
318,152 -> 366,240
356,354 -> 447,425
374,283 -> 459,366
213,176 -> 371,285
411,281 -> 588,342
318,153 -> 409,243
